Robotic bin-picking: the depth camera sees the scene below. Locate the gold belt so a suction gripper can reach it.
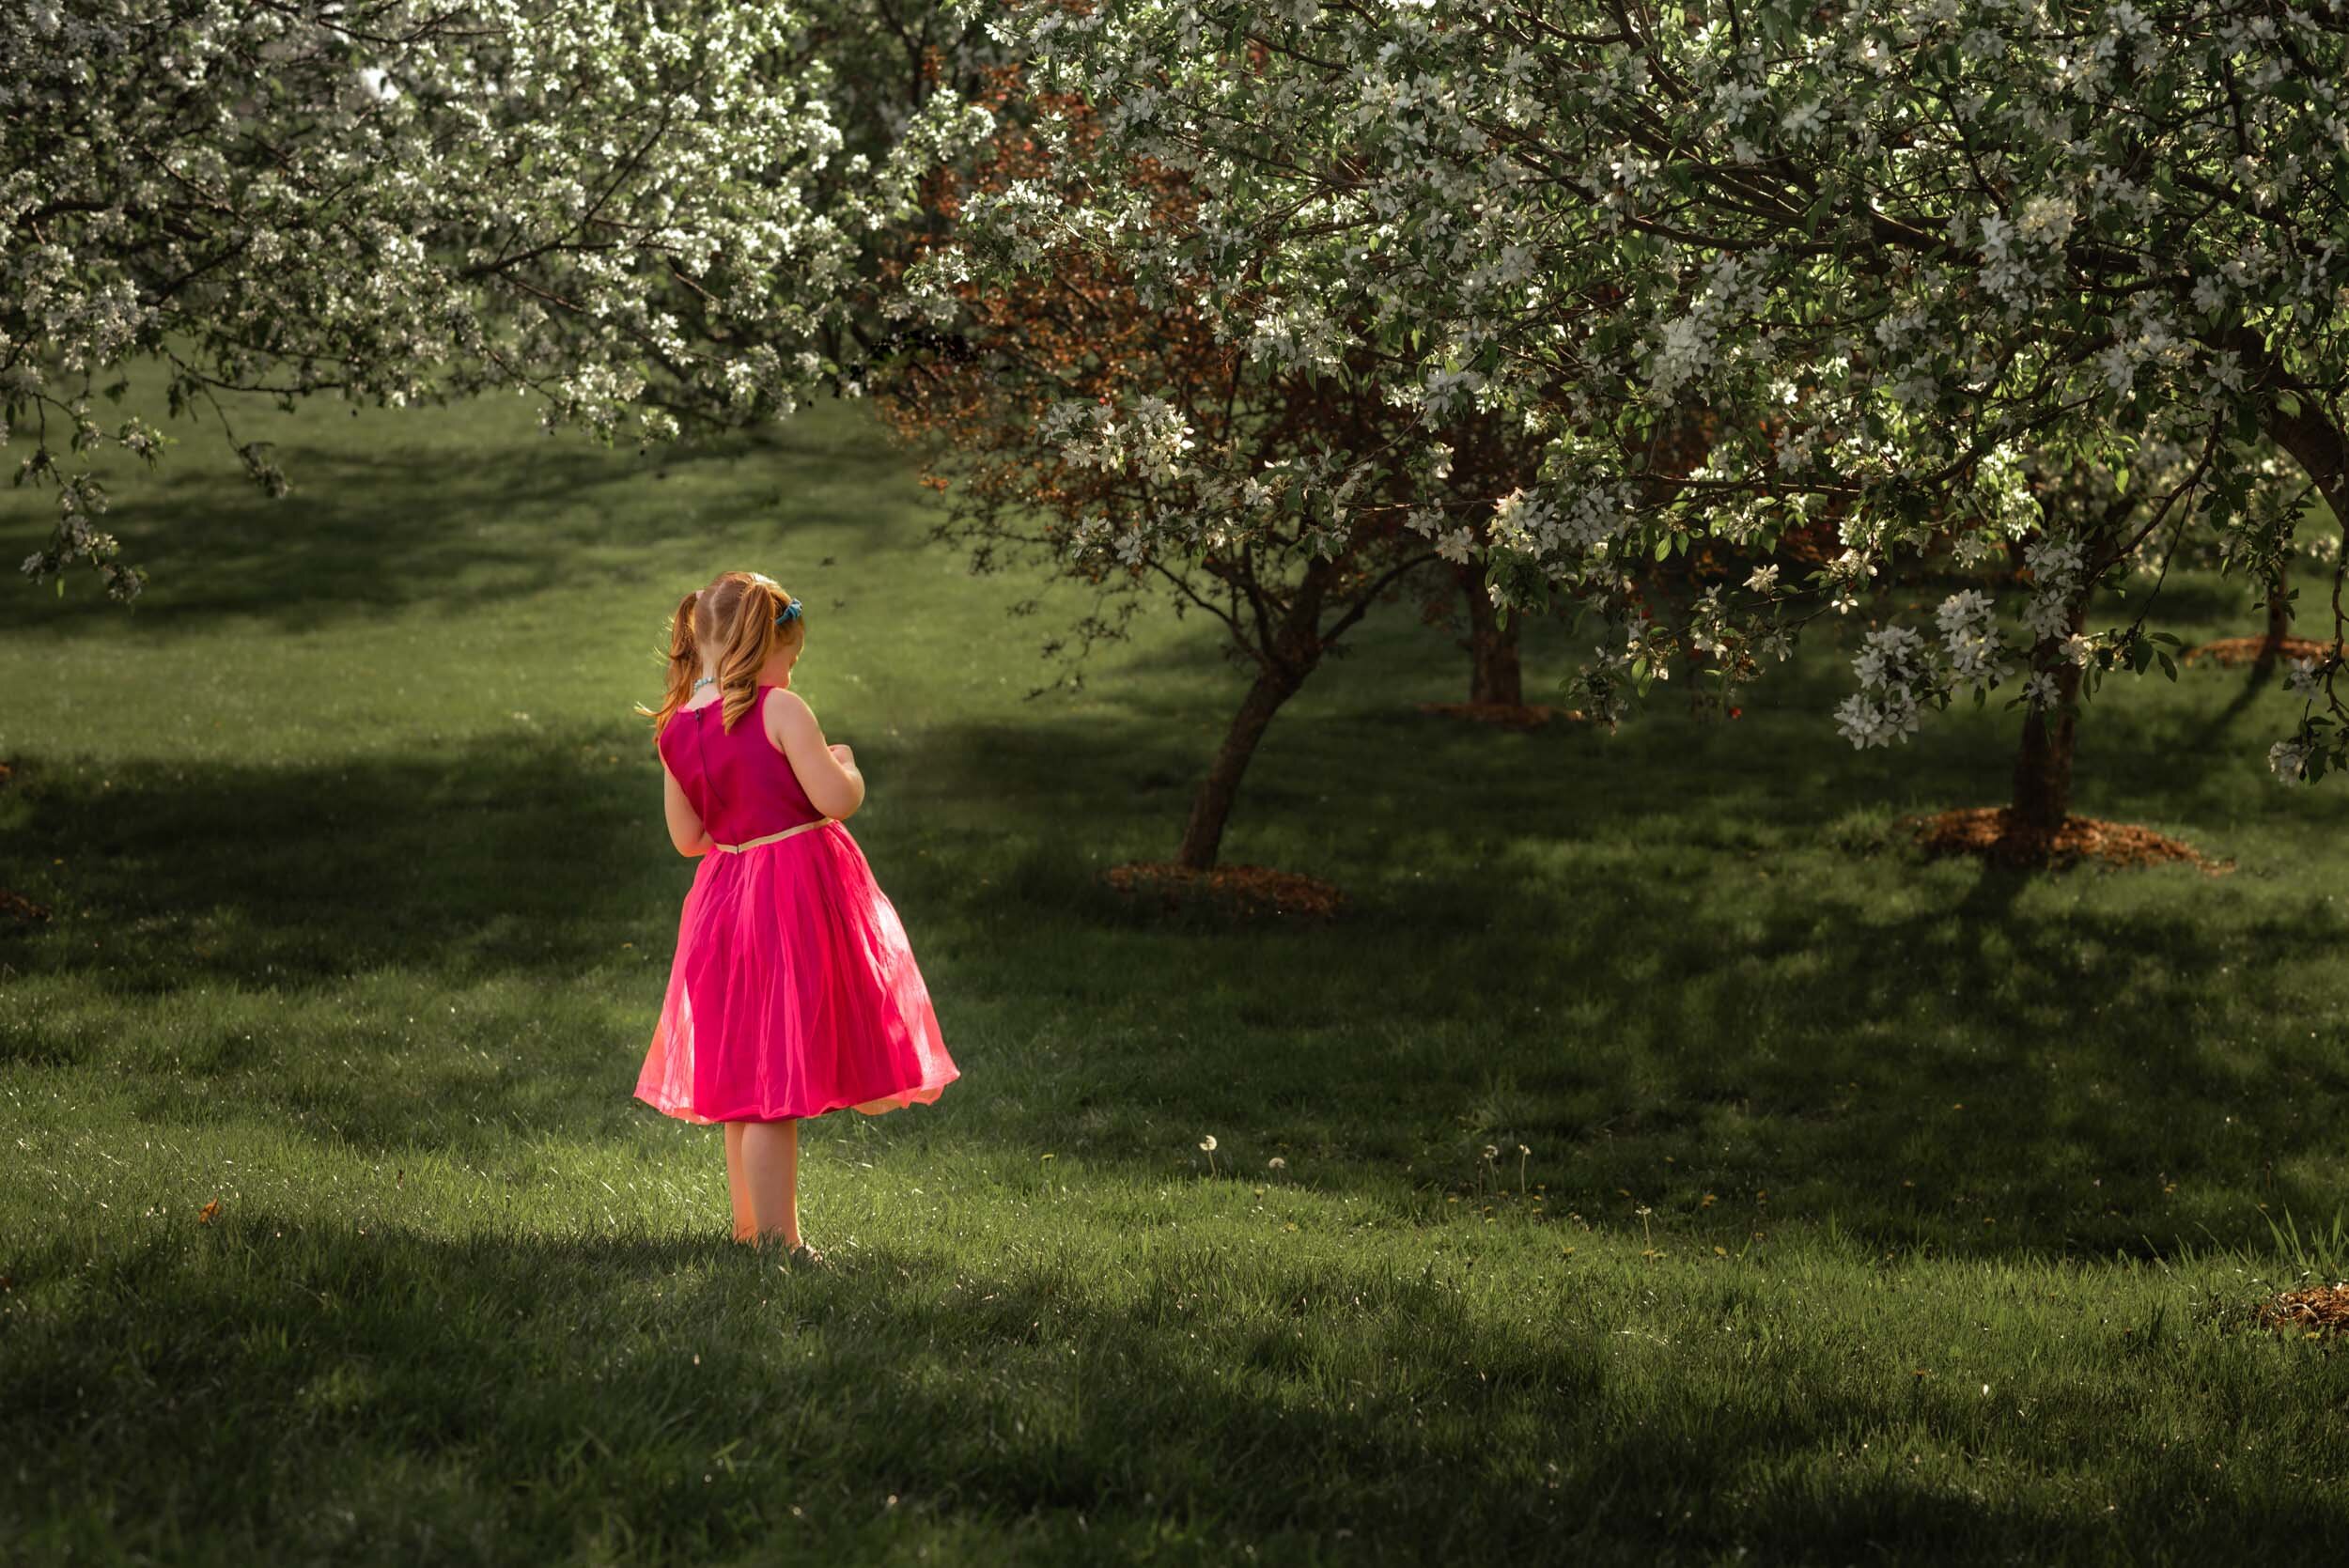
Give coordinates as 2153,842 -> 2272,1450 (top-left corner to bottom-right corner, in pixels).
713,818 -> 836,853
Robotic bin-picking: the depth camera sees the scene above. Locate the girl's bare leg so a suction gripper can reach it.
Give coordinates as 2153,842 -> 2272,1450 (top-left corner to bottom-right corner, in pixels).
739,1118 -> 804,1248
723,1121 -> 756,1243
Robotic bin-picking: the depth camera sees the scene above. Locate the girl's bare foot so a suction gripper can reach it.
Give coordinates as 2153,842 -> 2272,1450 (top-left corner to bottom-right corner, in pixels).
738,1230 -> 825,1265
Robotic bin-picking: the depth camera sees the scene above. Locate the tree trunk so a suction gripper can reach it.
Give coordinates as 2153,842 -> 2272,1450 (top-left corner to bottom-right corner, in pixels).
2003,601 -> 2089,847
2006,702 -> 2078,842
1458,563 -> 1523,706
2253,349 -> 2349,656
2253,557 -> 2291,677
1176,666 -> 1305,871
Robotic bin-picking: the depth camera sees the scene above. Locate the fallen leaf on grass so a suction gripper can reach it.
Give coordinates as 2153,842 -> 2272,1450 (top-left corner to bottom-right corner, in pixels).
0,889 -> 50,924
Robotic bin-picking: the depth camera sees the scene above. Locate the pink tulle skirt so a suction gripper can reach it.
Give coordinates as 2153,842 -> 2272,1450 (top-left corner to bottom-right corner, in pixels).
636,821 -> 958,1124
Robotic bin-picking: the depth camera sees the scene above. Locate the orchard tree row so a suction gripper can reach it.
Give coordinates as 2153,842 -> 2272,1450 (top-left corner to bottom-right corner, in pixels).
12,1 -> 2349,870
895,0 -> 2349,865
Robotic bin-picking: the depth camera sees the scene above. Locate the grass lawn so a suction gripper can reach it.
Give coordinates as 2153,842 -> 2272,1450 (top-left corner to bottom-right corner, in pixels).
4,377 -> 2348,1564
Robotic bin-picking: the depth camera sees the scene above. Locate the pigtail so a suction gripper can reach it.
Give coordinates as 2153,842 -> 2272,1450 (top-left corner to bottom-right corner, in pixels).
714,581 -> 772,733
635,588 -> 703,735
672,590 -> 702,674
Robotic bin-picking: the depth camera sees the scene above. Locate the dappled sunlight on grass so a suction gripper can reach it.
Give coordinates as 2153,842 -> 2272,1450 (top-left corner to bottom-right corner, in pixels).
6,386 -> 2349,1562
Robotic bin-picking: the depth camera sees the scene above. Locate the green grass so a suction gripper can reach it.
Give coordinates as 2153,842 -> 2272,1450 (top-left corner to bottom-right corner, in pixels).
4,376 -> 2348,1565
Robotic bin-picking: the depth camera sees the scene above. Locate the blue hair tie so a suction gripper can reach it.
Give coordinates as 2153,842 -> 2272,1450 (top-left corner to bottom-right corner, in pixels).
773,597 -> 802,626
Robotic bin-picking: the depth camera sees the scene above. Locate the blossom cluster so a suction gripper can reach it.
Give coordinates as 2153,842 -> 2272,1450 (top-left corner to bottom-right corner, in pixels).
941,0 -> 2349,783
5,1 -> 995,598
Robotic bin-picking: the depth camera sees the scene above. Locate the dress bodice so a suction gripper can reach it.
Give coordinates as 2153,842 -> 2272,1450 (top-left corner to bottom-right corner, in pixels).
657,684 -> 826,842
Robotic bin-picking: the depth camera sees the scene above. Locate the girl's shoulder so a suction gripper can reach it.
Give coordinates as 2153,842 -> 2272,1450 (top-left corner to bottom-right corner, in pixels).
759,683 -> 815,751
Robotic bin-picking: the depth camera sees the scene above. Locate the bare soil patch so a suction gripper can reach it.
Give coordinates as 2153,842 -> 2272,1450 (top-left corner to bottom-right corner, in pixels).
1904,807 -> 2232,874
1104,862 -> 1346,922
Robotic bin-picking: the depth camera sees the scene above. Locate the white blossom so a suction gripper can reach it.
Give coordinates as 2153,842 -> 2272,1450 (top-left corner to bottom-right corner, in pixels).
8,1 -> 994,598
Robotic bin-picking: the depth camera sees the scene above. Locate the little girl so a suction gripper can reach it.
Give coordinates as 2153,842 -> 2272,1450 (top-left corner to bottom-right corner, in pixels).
634,569 -> 959,1265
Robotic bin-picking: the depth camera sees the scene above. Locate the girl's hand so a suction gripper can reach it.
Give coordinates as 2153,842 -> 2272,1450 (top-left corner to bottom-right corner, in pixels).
828,743 -> 855,767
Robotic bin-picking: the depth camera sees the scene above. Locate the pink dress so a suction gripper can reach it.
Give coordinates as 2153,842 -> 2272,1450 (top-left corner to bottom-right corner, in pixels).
636,683 -> 959,1123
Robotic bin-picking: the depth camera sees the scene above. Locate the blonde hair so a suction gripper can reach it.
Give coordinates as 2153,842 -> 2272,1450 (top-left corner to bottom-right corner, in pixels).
639,570 -> 805,735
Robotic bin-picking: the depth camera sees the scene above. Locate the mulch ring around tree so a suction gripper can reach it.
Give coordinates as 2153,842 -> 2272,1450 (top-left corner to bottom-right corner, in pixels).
2181,635 -> 2342,668
2251,1283 -> 2349,1339
1903,807 -> 2233,875
1416,702 -> 1586,729
1104,862 -> 1346,922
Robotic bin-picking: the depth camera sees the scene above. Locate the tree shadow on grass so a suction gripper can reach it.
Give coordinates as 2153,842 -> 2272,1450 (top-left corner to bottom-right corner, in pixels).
3,729 -> 672,999
0,412 -> 882,633
8,700 -> 2348,1257
971,824 -> 2349,1256
893,705 -> 2349,1261
2,1219 -> 2339,1565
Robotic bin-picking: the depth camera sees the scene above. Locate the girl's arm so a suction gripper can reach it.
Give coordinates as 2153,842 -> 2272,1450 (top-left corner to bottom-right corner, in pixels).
661,758 -> 715,856
764,687 -> 866,820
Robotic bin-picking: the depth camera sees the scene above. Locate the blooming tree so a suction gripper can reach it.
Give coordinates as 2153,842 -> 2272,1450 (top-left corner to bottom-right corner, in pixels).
919,0 -> 2349,797
879,68 -> 1556,869
1425,400 -> 1554,707
1845,437 -> 2314,835
5,0 -> 992,600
